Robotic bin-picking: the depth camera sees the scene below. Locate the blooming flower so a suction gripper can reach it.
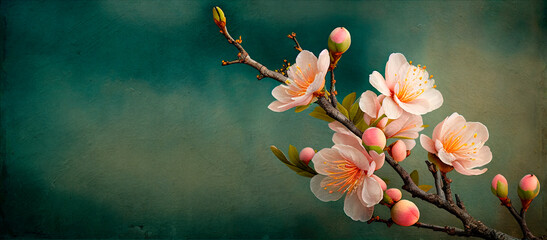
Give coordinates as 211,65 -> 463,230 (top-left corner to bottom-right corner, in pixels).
369,53 -> 443,119
359,90 -> 424,150
420,113 -> 492,175
268,49 -> 329,112
328,122 -> 385,170
311,144 -> 384,221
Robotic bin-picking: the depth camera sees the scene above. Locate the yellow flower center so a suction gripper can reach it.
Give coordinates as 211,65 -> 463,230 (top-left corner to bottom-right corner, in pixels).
395,65 -> 430,102
323,159 -> 364,194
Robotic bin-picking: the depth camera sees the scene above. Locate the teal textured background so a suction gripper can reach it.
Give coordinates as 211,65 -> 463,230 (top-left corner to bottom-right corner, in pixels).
0,0 -> 545,239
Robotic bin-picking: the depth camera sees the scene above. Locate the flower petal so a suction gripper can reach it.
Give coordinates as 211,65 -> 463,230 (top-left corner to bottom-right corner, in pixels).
437,147 -> 456,166
415,88 -> 443,112
361,177 -> 383,207
385,53 -> 408,88
369,71 -> 391,96
317,49 -> 330,72
382,97 -> 403,119
295,50 -> 318,73
344,190 -> 373,222
310,175 -> 344,201
333,145 -> 368,171
311,148 -> 344,175
268,100 -> 290,112
395,96 -> 431,115
359,90 -> 380,118
452,161 -> 487,176
401,139 -> 416,150
368,150 -> 385,170
420,134 -> 436,153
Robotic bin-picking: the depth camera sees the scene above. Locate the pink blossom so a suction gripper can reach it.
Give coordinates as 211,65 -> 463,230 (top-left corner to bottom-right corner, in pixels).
362,127 -> 386,150
420,113 -> 492,175
390,140 -> 407,162
359,90 -> 424,150
369,53 -> 443,119
328,122 -> 385,170
268,49 -> 329,112
311,144 -> 384,221
299,147 -> 315,165
391,200 -> 420,226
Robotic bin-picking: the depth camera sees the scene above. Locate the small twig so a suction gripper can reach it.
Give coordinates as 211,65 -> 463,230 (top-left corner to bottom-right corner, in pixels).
287,32 -> 302,52
455,194 -> 466,211
413,222 -> 470,236
501,200 -> 537,240
426,161 -> 445,200
367,216 -> 393,227
329,70 -> 338,107
219,26 -> 286,83
441,172 -> 454,205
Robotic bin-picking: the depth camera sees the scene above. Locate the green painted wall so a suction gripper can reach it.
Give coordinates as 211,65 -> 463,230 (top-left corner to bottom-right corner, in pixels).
0,0 -> 545,239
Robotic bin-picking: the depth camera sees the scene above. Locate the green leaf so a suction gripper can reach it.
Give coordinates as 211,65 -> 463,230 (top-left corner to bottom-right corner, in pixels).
355,118 -> 368,132
295,103 -> 311,113
410,170 -> 420,185
349,100 -> 360,120
422,125 -> 429,128
342,92 -> 356,112
288,145 -> 301,166
296,171 -> 315,178
419,185 -> 433,192
336,103 -> 350,119
393,136 -> 415,140
309,106 -> 335,122
270,145 -> 292,166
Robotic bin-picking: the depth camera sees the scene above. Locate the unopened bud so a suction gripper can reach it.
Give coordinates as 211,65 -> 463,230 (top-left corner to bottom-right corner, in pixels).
213,6 -> 226,29
386,188 -> 402,202
391,200 -> 420,226
372,175 -> 387,191
362,127 -> 386,153
518,174 -> 540,211
299,147 -> 315,165
328,27 -> 351,67
491,174 -> 508,199
390,140 -> 407,162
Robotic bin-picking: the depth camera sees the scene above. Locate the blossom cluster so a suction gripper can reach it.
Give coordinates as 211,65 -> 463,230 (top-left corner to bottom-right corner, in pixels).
267,28 -> 493,223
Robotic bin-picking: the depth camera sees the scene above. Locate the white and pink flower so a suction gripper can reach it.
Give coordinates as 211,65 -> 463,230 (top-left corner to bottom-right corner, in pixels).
328,122 -> 385,170
311,144 -> 384,221
268,49 -> 329,112
359,90 -> 424,150
369,53 -> 443,119
420,112 -> 492,175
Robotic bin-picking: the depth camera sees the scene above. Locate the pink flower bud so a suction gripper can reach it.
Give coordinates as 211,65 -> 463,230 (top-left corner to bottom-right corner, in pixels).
490,174 -> 508,199
362,127 -> 386,152
327,27 -> 351,54
299,147 -> 315,165
518,174 -> 540,201
386,188 -> 402,202
372,175 -> 387,191
376,117 -> 388,129
391,200 -> 420,227
391,140 -> 407,162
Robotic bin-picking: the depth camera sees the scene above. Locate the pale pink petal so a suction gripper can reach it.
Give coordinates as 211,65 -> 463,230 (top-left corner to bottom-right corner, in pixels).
420,134 -> 436,153
311,148 -> 344,175
271,85 -> 291,102
382,97 -> 403,119
452,161 -> 487,176
307,71 -> 326,94
361,177 -> 383,207
440,113 -> 466,137
461,146 -> 492,169
368,150 -> 385,170
359,91 -> 380,118
295,50 -> 318,73
344,189 -> 373,221
414,88 -> 443,112
316,49 -> 330,72
385,53 -> 408,88
437,148 -> 456,166
369,71 -> 391,96
268,101 -> 290,112
333,145 -> 368,171
332,133 -> 366,154
401,139 -> 416,150
310,175 -> 344,201
432,118 -> 446,141
395,96 -> 431,115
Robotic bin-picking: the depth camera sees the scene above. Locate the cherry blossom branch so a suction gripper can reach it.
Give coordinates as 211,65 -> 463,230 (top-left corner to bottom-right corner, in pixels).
215,20 -> 523,240
455,194 -> 466,211
329,70 -> 338,107
287,32 -> 302,52
426,161 -> 445,200
218,25 -> 287,83
441,172 -> 455,204
367,216 -> 470,236
500,199 -> 537,239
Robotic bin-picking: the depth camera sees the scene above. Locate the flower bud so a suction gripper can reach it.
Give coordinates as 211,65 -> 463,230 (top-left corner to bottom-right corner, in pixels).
327,27 -> 351,68
328,27 -> 351,54
518,174 -> 540,211
362,127 -> 386,153
391,200 -> 420,226
213,6 -> 226,29
490,174 -> 508,199
386,188 -> 402,202
372,175 -> 387,191
390,140 -> 407,162
299,147 -> 315,165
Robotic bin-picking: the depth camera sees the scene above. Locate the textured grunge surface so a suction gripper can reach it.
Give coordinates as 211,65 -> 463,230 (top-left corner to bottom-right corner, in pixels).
0,0 -> 545,239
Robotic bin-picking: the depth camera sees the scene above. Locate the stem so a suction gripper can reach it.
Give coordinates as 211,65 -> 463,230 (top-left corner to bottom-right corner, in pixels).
501,200 -> 537,239
441,172 -> 454,204
329,69 -> 338,107
426,161 -> 445,200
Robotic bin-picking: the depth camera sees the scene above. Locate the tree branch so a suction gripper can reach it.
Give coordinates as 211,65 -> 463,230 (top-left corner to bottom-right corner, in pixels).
329,70 -> 338,107
501,199 -> 537,239
426,160 -> 445,200
441,172 -> 455,204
